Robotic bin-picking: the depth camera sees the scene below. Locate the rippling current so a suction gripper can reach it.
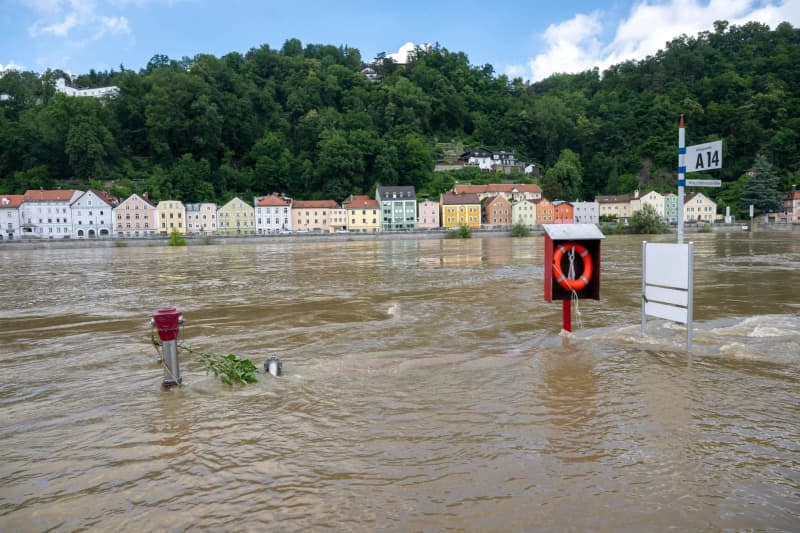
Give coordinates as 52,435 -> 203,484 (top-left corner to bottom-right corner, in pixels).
1,231 -> 798,531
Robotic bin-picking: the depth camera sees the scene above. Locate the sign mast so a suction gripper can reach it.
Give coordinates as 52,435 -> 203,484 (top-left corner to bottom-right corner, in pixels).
678,114 -> 686,244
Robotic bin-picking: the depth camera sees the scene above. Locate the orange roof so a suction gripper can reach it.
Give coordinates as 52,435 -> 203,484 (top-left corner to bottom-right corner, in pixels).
0,195 -> 24,208
23,189 -> 77,202
256,194 -> 290,207
454,183 -> 542,194
292,200 -> 339,209
343,195 -> 379,209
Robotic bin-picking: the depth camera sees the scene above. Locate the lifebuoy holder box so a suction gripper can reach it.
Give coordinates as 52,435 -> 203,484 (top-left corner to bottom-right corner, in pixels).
543,224 -> 605,302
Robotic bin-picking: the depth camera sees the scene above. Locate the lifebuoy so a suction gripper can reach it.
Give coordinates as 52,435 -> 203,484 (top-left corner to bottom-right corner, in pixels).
553,242 -> 593,292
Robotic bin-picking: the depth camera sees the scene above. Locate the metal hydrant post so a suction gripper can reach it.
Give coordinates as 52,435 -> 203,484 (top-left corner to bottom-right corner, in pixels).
152,306 -> 184,388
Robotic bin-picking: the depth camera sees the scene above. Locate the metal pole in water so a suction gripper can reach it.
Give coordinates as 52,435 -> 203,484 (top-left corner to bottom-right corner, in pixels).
678,114 -> 686,244
152,306 -> 184,388
562,299 -> 571,333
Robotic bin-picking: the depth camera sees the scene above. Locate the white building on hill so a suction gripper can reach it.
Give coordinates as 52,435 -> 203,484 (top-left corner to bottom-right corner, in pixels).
55,78 -> 119,98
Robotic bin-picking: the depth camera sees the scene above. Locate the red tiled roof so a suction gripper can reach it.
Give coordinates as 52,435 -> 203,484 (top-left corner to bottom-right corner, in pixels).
454,183 -> 542,194
0,195 -> 24,208
292,200 -> 339,209
343,195 -> 379,209
23,189 -> 77,202
441,192 -> 480,205
256,194 -> 290,207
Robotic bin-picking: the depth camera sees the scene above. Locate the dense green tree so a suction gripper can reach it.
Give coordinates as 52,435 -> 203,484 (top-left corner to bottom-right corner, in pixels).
630,204 -> 669,234
541,148 -> 582,200
65,120 -> 112,179
740,155 -> 783,215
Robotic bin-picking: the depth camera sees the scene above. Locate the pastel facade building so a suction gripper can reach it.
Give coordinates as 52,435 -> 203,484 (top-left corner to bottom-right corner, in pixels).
664,193 -> 679,223
218,197 -> 255,235
291,200 -> 339,233
572,201 -> 599,225
684,192 -> 717,223
20,189 -> 82,239
329,206 -> 347,232
255,194 -> 291,234
343,195 -> 380,233
552,201 -> 574,224
417,200 -> 440,229
535,198 -> 554,225
113,193 -> 158,238
156,200 -> 186,235
376,186 -> 416,231
596,193 -> 635,221
185,203 -> 217,235
71,189 -> 115,238
440,192 -> 481,229
511,199 -> 537,227
783,188 -> 799,223
639,191 -> 665,219
483,194 -> 512,227
0,194 -> 24,240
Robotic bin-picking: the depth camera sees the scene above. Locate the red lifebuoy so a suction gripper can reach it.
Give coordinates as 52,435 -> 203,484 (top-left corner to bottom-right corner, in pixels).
553,242 -> 593,292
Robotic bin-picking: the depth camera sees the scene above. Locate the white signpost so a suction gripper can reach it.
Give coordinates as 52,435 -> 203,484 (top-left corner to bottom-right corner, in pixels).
677,116 -> 723,244
685,140 -> 723,172
642,115 -> 716,350
685,179 -> 721,187
642,241 -> 694,349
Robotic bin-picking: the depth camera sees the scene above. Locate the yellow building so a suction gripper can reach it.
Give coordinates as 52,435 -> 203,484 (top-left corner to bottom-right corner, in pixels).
595,193 -> 639,222
684,192 -> 717,223
440,192 -> 481,229
217,197 -> 255,235
343,195 -> 381,233
156,200 -> 186,235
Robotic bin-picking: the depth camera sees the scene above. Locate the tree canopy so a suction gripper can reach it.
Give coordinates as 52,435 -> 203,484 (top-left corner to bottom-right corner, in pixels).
1,22 -> 798,206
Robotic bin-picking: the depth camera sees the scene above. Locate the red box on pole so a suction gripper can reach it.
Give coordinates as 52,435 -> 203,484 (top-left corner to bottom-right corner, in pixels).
543,224 -> 604,302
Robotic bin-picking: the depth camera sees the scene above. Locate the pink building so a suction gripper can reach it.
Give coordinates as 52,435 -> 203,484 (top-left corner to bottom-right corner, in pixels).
785,189 -> 800,223
113,193 -> 158,238
417,200 -> 440,229
292,200 -> 340,233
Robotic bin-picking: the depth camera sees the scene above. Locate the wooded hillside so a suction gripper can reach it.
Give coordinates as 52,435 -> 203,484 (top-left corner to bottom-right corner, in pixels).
1,20 -> 798,218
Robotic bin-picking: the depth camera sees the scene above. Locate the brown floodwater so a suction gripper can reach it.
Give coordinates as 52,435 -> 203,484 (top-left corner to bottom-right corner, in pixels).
0,232 -> 798,531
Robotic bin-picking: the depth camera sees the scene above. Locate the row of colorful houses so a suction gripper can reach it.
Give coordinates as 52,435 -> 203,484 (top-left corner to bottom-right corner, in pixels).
9,182 -> 788,241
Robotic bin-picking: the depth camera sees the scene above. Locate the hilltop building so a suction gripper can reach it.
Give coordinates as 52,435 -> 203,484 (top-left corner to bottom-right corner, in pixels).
55,78 -> 119,98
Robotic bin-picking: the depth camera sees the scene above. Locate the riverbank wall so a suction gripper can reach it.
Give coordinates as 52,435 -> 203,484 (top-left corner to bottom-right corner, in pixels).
2,223 -> 794,250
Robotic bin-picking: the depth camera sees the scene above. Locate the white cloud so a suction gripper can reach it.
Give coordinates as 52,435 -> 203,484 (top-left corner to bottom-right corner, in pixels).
25,0 -> 131,40
509,0 -> 800,82
98,15 -> 130,36
384,42 -> 432,63
1,60 -> 26,73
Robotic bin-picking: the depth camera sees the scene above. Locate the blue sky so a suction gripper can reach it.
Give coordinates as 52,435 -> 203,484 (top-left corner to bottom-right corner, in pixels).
2,0 -> 799,81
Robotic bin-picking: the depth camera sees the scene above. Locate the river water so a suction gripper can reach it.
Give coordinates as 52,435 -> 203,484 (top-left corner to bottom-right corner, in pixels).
1,232 -> 798,531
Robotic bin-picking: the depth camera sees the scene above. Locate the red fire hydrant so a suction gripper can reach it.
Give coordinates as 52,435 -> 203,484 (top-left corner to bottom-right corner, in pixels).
152,306 -> 184,388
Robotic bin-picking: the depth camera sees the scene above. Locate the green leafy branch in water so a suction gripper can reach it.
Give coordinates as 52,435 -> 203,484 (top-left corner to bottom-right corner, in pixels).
199,352 -> 258,386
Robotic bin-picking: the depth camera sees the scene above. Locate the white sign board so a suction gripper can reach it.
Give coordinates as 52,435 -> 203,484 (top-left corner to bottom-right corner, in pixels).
642,242 -> 694,348
685,179 -> 721,187
685,140 -> 722,172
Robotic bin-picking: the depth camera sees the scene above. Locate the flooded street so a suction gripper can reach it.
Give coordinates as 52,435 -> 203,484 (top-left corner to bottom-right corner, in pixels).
1,232 -> 798,531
